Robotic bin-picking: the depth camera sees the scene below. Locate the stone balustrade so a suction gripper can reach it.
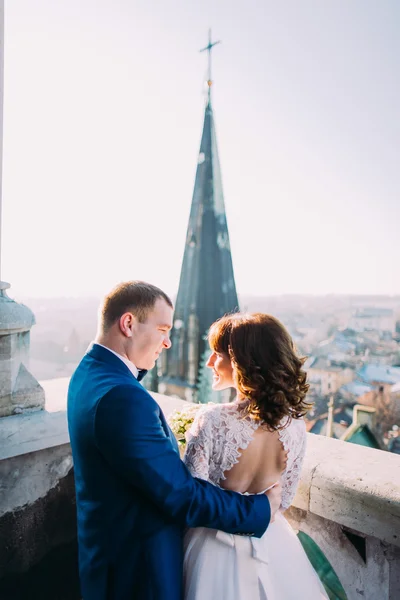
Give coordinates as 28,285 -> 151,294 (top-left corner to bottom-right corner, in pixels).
0,384 -> 399,599
285,432 -> 400,600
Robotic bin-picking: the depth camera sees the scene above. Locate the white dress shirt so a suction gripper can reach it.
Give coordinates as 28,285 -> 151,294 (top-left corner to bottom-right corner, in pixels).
93,343 -> 139,379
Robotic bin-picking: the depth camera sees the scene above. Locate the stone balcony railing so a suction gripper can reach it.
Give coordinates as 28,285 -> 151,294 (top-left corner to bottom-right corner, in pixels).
285,433 -> 400,599
0,381 -> 399,599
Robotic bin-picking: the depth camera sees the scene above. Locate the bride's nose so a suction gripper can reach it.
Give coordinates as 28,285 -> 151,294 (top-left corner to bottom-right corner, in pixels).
206,352 -> 216,368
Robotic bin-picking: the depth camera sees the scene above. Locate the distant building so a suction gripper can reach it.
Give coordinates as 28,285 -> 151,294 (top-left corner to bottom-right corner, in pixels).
341,405 -> 381,449
305,356 -> 354,396
315,329 -> 358,357
387,426 -> 400,454
391,381 -> 400,396
356,364 -> 400,387
345,374 -> 400,446
348,308 -> 395,336
308,403 -> 381,449
339,364 -> 400,416
307,405 -> 353,437
340,380 -> 374,401
63,328 -> 82,359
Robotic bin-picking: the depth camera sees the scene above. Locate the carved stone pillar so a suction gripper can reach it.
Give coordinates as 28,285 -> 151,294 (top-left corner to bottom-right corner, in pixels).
0,282 -> 44,417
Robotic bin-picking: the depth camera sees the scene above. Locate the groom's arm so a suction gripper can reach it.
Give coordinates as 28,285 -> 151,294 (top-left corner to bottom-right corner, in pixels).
94,384 -> 271,538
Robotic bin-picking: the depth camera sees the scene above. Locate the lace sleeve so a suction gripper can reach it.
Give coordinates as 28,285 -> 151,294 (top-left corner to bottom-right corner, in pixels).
280,419 -> 307,510
183,407 -> 212,482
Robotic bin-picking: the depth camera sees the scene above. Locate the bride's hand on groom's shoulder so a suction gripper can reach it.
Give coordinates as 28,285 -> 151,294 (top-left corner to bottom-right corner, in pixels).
265,482 -> 282,522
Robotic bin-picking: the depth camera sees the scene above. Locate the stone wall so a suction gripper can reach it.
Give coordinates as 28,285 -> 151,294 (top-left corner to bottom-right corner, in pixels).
0,392 -> 77,599
285,433 -> 400,599
0,452 -> 78,600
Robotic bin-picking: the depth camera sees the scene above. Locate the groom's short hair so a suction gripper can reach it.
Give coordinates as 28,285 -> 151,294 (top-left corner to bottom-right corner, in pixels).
100,281 -> 173,331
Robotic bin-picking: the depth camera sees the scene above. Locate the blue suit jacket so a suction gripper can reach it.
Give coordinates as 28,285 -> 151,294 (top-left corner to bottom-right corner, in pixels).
67,344 -> 270,600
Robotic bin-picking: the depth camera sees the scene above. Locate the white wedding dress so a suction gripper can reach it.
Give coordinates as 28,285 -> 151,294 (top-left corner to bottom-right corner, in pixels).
183,401 -> 328,600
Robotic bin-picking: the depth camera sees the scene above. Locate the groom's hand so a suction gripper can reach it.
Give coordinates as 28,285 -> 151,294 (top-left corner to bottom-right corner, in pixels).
265,482 -> 282,522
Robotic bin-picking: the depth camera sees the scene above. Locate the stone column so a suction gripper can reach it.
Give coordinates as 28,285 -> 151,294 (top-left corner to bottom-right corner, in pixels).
0,283 -> 45,416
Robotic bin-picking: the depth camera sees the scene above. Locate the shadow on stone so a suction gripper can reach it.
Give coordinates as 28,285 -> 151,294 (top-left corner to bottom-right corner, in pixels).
0,461 -> 79,599
0,539 -> 80,600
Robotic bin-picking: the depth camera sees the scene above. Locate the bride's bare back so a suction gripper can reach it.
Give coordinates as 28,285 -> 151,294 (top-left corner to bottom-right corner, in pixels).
219,426 -> 287,495
184,400 -> 306,510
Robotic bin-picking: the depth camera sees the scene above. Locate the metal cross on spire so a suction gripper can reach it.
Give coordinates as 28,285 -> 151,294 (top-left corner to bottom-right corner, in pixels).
199,29 -> 221,99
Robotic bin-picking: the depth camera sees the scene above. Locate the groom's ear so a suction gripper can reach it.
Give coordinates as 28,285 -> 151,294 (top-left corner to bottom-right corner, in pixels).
119,312 -> 137,338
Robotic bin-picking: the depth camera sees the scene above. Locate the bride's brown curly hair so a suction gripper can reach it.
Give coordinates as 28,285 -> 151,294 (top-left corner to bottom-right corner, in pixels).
208,313 -> 311,430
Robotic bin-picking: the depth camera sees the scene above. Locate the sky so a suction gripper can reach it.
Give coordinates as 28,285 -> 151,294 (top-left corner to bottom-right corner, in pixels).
1,0 -> 399,300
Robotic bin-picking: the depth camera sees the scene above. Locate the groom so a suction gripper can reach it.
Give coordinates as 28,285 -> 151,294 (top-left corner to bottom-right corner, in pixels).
67,281 -> 281,600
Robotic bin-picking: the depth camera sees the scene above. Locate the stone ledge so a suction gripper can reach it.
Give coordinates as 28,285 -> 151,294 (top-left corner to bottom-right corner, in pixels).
0,410 -> 68,461
296,433 -> 400,548
0,378 -> 70,460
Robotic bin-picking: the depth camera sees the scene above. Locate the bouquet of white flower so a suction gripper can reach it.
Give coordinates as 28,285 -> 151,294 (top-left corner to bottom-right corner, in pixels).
168,403 -> 203,448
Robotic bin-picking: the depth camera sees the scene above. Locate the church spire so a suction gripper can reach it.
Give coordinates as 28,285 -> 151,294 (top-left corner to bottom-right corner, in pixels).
160,33 -> 239,402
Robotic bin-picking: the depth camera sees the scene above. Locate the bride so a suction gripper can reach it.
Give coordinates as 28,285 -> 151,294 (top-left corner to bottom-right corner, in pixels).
183,313 -> 328,599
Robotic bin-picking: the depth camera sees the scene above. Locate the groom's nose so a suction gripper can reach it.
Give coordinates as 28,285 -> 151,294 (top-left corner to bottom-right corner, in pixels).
163,335 -> 172,349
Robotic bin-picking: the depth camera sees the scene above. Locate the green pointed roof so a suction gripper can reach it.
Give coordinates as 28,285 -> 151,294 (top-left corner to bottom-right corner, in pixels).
163,98 -> 239,391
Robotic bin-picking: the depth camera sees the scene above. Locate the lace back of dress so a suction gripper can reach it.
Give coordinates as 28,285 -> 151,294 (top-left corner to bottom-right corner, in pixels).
278,418 -> 306,509
184,403 -> 260,487
211,404 -> 260,485
184,403 -> 306,510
